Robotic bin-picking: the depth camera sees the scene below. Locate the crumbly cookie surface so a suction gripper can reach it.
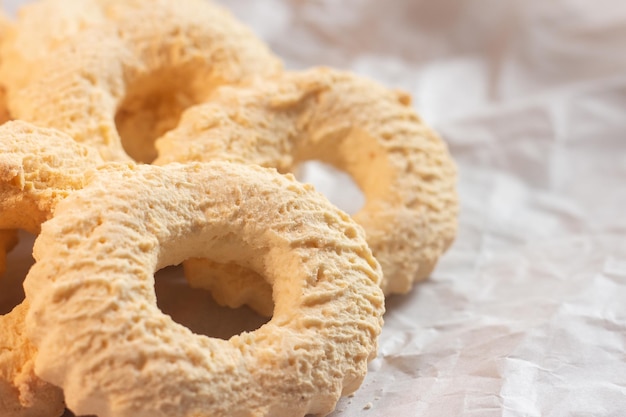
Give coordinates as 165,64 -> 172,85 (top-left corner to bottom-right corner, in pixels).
7,0 -> 282,162
156,67 -> 458,297
25,161 -> 384,417
0,121 -> 103,232
0,121 -> 103,417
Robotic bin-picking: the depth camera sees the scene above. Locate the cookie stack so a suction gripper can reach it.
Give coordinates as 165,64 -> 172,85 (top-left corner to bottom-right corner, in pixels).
0,1 -> 458,416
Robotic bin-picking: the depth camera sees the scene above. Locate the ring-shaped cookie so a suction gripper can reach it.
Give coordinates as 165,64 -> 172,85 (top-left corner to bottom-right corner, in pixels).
155,67 -> 458,299
8,0 -> 282,163
24,161 -> 384,417
0,121 -> 103,417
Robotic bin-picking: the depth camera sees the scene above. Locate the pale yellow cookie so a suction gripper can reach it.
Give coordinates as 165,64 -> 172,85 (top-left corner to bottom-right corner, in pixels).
7,0 -> 282,163
24,161 -> 384,417
155,67 -> 458,307
0,121 -> 104,417
0,121 -> 103,232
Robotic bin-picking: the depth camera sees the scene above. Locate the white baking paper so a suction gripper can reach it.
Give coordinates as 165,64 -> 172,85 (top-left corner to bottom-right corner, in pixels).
1,0 -> 625,416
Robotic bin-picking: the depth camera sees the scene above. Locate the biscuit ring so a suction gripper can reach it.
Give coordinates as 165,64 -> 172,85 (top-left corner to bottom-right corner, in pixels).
155,67 -> 458,302
24,161 -> 385,417
0,121 -> 103,417
8,0 -> 282,163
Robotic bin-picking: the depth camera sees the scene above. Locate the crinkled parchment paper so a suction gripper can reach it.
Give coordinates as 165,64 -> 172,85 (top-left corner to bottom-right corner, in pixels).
2,0 -> 626,416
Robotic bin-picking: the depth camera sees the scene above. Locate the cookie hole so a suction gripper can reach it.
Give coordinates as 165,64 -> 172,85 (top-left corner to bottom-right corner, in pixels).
295,160 -> 365,215
0,230 -> 35,315
115,65 -> 206,164
61,410 -> 95,417
154,265 -> 269,340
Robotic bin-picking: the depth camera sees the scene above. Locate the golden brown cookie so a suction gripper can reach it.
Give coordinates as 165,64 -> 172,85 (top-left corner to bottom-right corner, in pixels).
155,67 -> 458,307
7,0 -> 282,163
24,161 -> 384,417
0,121 -> 104,417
